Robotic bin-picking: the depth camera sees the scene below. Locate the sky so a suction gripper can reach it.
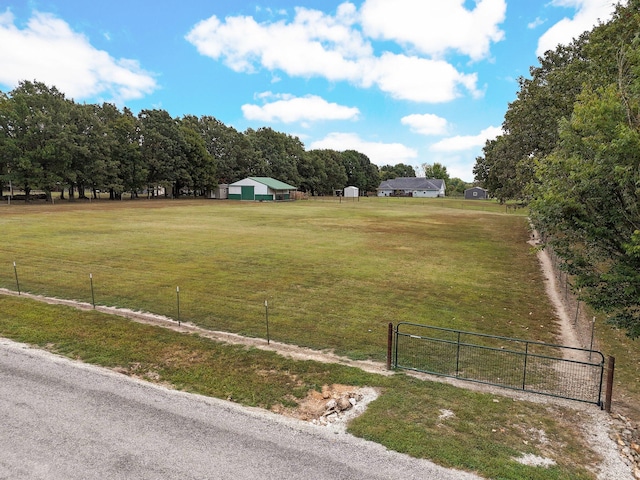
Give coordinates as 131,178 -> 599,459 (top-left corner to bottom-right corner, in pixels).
0,0 -> 620,182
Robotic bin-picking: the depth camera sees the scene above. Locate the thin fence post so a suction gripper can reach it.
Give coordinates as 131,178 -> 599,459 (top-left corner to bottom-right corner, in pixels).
176,286 -> 180,326
90,273 -> 95,308
604,356 -> 615,413
13,261 -> 20,295
387,322 -> 393,370
522,342 -> 529,390
265,299 -> 270,345
394,324 -> 399,368
455,331 -> 461,377
589,317 -> 596,360
574,301 -> 580,325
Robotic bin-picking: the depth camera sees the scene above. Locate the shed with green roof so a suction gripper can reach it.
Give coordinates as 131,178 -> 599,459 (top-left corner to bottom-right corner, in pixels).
228,177 -> 297,201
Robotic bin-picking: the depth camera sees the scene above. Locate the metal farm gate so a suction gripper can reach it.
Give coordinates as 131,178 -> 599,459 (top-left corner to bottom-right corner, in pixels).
393,323 -> 606,406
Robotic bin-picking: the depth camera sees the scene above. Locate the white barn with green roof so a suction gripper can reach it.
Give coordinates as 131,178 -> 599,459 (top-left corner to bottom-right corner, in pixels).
228,177 -> 297,201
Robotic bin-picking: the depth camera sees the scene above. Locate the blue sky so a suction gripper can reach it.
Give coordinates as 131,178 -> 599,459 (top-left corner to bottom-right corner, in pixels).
0,0 -> 619,181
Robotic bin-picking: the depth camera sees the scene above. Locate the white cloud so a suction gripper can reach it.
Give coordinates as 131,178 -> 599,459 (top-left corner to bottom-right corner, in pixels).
536,0 -> 617,57
0,10 -> 156,102
528,17 -> 546,29
242,94 -> 360,123
360,0 -> 506,60
401,113 -> 448,135
186,4 -> 481,103
430,126 -> 502,152
309,132 -> 418,165
366,53 -> 480,102
186,7 -> 369,81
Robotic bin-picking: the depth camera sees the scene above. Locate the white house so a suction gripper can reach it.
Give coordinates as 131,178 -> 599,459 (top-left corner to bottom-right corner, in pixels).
228,177 -> 297,201
377,177 -> 445,198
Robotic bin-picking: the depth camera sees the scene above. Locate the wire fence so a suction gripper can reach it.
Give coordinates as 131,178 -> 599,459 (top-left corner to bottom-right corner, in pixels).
545,246 -> 601,353
394,323 -> 605,405
0,257 -> 274,339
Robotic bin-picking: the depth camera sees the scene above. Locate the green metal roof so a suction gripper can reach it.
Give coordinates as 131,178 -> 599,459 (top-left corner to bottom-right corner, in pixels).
248,177 -> 297,190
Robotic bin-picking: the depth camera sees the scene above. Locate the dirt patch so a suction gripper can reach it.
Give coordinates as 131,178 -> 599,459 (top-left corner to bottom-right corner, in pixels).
272,384 -> 380,430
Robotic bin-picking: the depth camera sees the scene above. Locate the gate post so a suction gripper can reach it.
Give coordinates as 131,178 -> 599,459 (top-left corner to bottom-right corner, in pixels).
604,356 -> 615,413
387,323 -> 393,370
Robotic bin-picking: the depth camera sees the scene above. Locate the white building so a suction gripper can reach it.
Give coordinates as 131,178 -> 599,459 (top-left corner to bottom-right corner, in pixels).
344,186 -> 359,198
228,177 -> 297,201
377,178 -> 445,198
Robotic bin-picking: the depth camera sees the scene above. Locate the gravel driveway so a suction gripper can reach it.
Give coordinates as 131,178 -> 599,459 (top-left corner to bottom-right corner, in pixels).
0,338 -> 481,480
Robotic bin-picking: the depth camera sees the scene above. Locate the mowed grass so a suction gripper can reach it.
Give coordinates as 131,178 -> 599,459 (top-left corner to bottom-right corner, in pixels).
0,197 -> 553,360
0,294 -> 597,480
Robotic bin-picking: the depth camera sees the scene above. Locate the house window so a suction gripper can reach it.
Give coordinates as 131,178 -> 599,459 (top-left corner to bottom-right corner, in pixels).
473,192 -> 478,197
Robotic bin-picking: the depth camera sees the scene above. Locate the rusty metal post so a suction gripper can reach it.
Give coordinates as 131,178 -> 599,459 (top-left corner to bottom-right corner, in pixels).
604,356 -> 615,413
387,322 -> 393,370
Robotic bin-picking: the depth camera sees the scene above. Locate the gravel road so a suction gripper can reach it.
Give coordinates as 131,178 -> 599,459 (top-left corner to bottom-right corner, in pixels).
0,338 -> 481,480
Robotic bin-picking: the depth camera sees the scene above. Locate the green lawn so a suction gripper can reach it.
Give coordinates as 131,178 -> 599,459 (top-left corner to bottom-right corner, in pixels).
0,197 -> 549,360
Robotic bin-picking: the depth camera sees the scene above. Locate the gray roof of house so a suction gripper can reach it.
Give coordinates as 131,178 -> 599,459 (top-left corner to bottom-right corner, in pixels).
377,177 -> 445,191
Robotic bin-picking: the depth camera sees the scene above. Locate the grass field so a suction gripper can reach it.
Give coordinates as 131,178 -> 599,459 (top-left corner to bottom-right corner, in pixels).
0,196 -> 635,479
0,197 -> 549,359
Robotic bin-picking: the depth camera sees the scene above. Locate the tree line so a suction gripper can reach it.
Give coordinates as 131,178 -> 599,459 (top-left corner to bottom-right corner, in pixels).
0,81 -> 473,202
0,81 -> 385,200
473,0 -> 640,338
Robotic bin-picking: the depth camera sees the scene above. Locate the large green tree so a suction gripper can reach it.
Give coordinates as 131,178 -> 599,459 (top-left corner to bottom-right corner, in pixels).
66,102 -> 121,199
473,135 -> 524,203
380,163 -> 416,180
532,82 -> 640,337
0,90 -> 17,196
139,109 -> 184,197
193,116 -> 254,184
179,116 -> 216,196
300,149 -> 348,195
0,81 -> 74,201
446,177 -> 470,197
422,162 -> 450,183
531,2 -> 640,337
111,107 -> 146,199
245,127 -> 303,186
472,0 -> 640,337
341,150 -> 379,192
474,35 -> 591,201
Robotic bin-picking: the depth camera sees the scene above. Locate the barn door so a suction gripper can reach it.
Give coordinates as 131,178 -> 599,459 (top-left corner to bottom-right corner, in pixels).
241,186 -> 254,200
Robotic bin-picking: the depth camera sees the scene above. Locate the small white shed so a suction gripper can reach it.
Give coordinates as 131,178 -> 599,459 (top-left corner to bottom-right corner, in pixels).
208,184 -> 229,199
344,186 -> 359,198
